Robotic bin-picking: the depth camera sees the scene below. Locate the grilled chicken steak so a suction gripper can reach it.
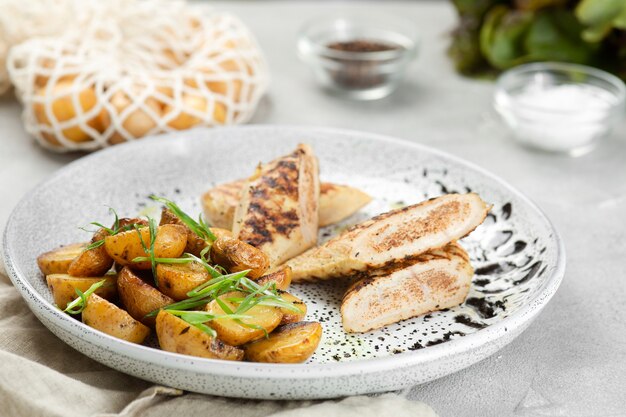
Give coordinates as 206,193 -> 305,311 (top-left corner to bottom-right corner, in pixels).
286,193 -> 489,282
232,144 -> 320,267
341,242 -> 473,332
202,181 -> 370,230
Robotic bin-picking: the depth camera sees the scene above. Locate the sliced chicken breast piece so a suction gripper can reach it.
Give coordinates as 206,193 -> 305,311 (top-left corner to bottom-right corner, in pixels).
202,181 -> 370,229
318,183 -> 371,227
286,193 -> 490,282
341,242 -> 473,333
233,144 -> 320,267
201,179 -> 246,230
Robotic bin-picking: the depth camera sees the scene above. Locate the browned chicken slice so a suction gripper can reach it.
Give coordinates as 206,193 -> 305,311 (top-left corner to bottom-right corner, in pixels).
341,242 -> 473,333
318,183 -> 371,227
201,179 -> 246,230
202,181 -> 370,229
286,193 -> 490,282
232,144 -> 320,267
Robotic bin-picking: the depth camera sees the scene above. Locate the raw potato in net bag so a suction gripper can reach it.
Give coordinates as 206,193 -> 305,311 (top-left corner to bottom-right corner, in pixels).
0,0 -> 85,94
7,0 -> 269,152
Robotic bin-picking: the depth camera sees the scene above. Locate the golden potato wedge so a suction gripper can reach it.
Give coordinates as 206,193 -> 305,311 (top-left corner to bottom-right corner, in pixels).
256,266 -> 292,291
156,261 -> 210,301
46,273 -> 117,310
244,322 -> 322,363
159,208 -> 208,256
117,267 -> 174,327
82,293 -> 150,344
277,291 -> 307,324
118,217 -> 149,229
156,311 -> 244,361
104,224 -> 187,269
205,292 -> 282,346
210,236 -> 269,279
68,229 -> 114,277
37,243 -> 86,275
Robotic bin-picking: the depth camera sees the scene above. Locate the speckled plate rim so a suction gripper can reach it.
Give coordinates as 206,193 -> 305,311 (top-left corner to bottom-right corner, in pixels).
2,125 -> 566,381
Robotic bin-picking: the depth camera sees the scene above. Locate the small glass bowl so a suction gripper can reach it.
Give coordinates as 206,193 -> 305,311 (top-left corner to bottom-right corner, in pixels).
494,62 -> 626,156
298,14 -> 419,100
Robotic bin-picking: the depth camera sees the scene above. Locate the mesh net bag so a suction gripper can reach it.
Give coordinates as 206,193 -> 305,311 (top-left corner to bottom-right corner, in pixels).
6,0 -> 269,152
0,0 -> 83,94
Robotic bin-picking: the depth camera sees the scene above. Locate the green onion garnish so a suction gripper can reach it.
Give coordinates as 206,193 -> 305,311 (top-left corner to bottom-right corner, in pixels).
149,195 -> 217,242
63,279 -> 106,315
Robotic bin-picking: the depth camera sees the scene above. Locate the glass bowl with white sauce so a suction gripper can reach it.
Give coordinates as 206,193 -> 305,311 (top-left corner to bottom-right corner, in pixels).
494,62 -> 625,156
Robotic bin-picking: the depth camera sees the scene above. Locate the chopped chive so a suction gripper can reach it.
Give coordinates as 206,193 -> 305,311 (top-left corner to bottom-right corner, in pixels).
84,239 -> 106,251
135,217 -> 158,286
63,279 -> 106,315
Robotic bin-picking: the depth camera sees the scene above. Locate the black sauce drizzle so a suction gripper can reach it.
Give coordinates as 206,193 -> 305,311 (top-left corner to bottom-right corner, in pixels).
465,297 -> 506,319
454,314 -> 488,329
501,202 -> 512,220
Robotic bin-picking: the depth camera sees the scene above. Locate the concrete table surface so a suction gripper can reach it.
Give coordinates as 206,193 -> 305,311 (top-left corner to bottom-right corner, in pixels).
1,2 -> 625,416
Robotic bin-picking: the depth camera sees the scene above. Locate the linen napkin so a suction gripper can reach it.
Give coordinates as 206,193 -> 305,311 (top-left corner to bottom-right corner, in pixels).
0,259 -> 437,417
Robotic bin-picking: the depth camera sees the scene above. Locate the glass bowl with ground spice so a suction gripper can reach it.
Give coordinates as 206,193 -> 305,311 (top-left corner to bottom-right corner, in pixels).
298,14 -> 418,100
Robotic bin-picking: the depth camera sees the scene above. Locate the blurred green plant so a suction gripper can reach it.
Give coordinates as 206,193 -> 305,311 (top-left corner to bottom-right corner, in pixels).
449,0 -> 626,80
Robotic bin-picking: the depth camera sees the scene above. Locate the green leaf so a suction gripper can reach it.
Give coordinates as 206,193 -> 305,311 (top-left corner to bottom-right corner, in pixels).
524,9 -> 596,64
215,297 -> 235,315
132,256 -> 195,264
452,0 -> 502,17
186,270 -> 249,298
576,0 -> 626,26
84,239 -> 106,251
576,0 -> 626,42
515,0 -> 568,13
480,6 -> 534,69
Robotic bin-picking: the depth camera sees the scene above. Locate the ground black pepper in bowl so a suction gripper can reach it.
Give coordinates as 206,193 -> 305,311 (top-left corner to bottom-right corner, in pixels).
298,15 -> 418,99
327,40 -> 400,53
324,39 -> 404,90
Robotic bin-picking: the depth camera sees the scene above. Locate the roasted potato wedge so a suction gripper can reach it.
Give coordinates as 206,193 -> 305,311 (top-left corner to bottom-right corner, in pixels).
244,321 -> 322,363
205,292 -> 282,346
156,261 -> 210,301
277,291 -> 307,324
159,208 -> 208,256
156,311 -> 244,361
37,243 -> 86,275
118,217 -> 148,229
104,224 -> 187,269
210,235 -> 270,279
67,229 -> 114,277
45,273 -> 117,310
158,208 -> 233,256
256,266 -> 292,291
117,267 -> 174,326
82,293 -> 150,344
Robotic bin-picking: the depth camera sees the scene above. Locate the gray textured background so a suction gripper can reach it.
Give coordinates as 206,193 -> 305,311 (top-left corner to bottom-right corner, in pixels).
1,2 -> 625,416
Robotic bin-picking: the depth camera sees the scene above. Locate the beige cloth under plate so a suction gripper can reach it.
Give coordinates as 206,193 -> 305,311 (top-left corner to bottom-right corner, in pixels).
0,260 -> 437,417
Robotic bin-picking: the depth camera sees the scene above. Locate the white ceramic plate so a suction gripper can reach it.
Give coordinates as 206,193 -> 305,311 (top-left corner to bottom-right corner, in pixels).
3,126 -> 565,399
